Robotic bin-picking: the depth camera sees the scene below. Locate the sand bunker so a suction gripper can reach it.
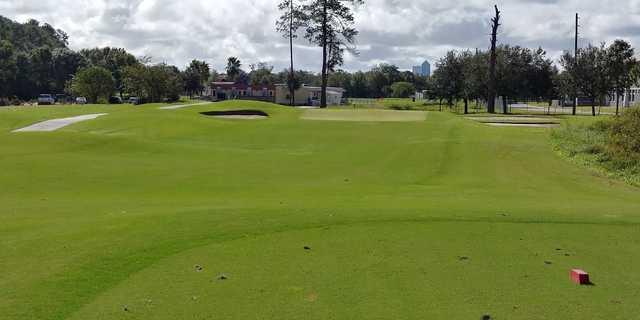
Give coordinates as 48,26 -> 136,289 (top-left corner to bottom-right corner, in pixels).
200,110 -> 268,119
12,113 -> 108,132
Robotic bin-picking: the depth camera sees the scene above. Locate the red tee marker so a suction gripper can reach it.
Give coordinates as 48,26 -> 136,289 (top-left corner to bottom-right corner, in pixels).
571,269 -> 590,285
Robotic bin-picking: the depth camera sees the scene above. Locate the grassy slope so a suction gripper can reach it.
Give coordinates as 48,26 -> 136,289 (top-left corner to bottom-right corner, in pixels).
1,101 -> 639,320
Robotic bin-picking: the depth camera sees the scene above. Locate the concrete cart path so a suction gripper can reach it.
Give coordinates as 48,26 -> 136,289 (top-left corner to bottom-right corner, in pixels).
12,113 -> 108,132
158,102 -> 210,110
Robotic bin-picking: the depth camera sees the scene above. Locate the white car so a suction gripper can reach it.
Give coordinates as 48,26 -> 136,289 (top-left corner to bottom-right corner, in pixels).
76,97 -> 87,105
37,94 -> 55,105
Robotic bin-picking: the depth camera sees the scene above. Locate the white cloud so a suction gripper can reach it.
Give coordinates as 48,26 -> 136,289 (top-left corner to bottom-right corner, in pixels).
1,0 -> 638,72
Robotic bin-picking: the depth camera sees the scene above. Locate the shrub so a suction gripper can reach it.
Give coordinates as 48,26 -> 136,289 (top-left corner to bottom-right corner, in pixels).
71,66 -> 115,103
607,108 -> 640,167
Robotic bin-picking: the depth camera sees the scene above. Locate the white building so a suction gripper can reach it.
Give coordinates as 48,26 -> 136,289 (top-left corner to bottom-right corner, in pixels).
275,84 -> 345,106
612,86 -> 640,107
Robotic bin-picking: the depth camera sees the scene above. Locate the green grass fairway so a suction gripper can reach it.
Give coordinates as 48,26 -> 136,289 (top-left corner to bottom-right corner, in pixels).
1,101 -> 639,320
301,108 -> 427,121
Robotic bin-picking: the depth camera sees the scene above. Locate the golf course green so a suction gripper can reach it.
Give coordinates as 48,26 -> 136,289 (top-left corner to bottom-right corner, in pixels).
1,100 -> 639,319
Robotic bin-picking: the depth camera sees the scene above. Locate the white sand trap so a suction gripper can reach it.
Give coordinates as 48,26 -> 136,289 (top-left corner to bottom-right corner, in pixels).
159,102 -> 209,110
485,122 -> 559,128
212,115 -> 267,119
12,113 -> 108,132
301,109 -> 427,122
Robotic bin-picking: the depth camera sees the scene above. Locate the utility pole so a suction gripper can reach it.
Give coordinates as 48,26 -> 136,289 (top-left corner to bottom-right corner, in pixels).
573,13 -> 579,116
289,0 -> 295,106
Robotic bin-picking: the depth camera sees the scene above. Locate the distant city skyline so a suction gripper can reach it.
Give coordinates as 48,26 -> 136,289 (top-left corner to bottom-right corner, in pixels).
412,60 -> 431,77
1,1 -> 638,72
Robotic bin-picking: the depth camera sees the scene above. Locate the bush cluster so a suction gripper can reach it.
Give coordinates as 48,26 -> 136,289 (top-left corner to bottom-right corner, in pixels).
607,108 -> 640,168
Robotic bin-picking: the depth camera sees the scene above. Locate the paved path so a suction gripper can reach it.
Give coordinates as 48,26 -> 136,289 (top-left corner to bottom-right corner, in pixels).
12,113 -> 108,132
158,102 -> 209,110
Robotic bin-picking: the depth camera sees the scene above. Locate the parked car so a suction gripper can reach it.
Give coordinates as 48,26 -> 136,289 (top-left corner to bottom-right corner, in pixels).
37,94 -> 55,105
109,96 -> 123,104
55,94 -> 68,104
76,97 -> 87,105
128,97 -> 141,105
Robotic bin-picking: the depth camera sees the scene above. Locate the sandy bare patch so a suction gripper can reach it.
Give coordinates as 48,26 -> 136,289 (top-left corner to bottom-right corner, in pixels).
12,113 -> 108,132
159,102 -> 209,110
200,110 -> 269,119
212,115 -> 267,119
485,123 -> 559,128
301,109 -> 427,122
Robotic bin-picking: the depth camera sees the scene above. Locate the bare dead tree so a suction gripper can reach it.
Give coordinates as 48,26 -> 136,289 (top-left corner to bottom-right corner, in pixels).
487,5 -> 500,114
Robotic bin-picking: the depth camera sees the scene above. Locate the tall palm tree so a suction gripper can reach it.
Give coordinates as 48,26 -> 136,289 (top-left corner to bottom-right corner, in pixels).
226,57 -> 242,81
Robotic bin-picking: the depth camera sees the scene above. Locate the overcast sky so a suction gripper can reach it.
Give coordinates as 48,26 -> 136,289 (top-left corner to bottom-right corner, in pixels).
1,0 -> 639,72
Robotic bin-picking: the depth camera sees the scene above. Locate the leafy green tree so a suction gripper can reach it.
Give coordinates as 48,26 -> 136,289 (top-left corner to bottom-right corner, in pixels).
79,47 -> 139,97
561,44 -> 613,116
183,60 -> 210,97
349,71 -> 368,98
496,45 -> 532,113
71,66 -> 115,103
0,16 -> 67,52
606,39 -> 637,114
327,70 -> 353,95
183,68 -> 203,98
249,62 -> 276,86
529,48 -> 557,103
553,71 -> 574,106
390,82 -> 415,98
460,50 -> 487,114
52,48 -> 86,93
29,47 -> 55,94
300,0 -> 363,107
0,40 -> 17,99
122,64 -> 148,98
432,50 -> 464,108
123,64 -> 183,103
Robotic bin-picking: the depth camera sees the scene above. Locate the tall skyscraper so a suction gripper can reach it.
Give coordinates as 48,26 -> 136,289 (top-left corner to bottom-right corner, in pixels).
421,60 -> 431,77
412,60 -> 431,77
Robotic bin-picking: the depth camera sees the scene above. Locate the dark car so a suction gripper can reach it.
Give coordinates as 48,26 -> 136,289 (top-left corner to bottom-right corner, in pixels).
128,97 -> 142,105
109,96 -> 123,104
